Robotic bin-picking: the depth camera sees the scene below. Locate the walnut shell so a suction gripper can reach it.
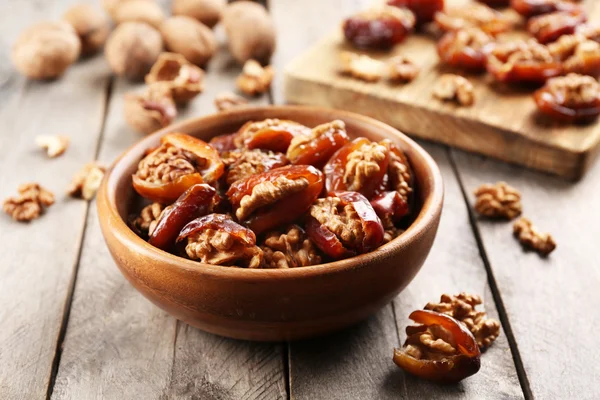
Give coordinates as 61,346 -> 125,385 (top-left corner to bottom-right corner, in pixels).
124,84 -> 177,134
63,3 -> 111,56
102,0 -> 154,19
145,52 -> 205,103
160,16 -> 217,66
222,1 -> 276,64
105,21 -> 163,80
172,0 -> 226,28
11,21 -> 81,80
113,0 -> 165,29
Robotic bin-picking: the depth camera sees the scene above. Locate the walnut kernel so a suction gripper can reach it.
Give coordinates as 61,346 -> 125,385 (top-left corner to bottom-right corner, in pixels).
261,225 -> 321,268
113,0 -> 165,29
62,3 -> 111,56
172,0 -> 226,28
388,56 -> 420,82
340,51 -> 385,82
214,92 -> 249,111
513,217 -> 556,256
545,73 -> 600,108
145,52 -> 204,103
433,74 -> 475,106
185,227 -> 264,268
226,149 -> 288,185
236,60 -> 275,96
160,16 -> 217,66
474,181 -> 522,220
35,135 -> 70,158
3,183 -> 55,222
131,202 -> 164,237
124,84 -> 177,134
67,162 -> 107,200
344,141 -> 388,192
309,197 -> 365,250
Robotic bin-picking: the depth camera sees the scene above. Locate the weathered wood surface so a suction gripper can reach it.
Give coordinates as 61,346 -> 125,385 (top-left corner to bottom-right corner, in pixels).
0,1 -> 110,399
283,0 -> 600,180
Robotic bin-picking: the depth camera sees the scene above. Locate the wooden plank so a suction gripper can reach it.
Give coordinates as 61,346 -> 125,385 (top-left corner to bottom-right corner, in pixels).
271,0 -> 524,398
52,40 -> 287,399
283,0 -> 600,180
452,147 -> 600,399
0,1 -> 111,398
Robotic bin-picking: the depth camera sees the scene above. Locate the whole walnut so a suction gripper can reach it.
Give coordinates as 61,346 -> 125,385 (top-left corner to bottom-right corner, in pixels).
102,0 -> 154,19
12,21 -> 81,80
160,16 -> 217,66
113,0 -> 165,29
172,0 -> 226,28
63,3 -> 111,56
105,22 -> 163,80
222,1 -> 276,64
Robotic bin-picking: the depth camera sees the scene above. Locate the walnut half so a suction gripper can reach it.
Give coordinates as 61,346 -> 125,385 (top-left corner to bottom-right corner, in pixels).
261,225 -> 321,268
236,60 -> 274,96
35,135 -> 70,158
474,181 -> 522,220
513,217 -> 556,256
433,74 -> 475,106
67,162 -> 106,200
3,183 -> 55,222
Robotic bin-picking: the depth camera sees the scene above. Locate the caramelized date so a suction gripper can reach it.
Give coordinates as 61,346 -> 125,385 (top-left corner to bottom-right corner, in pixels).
209,133 -> 238,154
234,119 -> 311,153
343,6 -> 416,50
371,191 -> 409,224
476,0 -> 509,7
393,310 -> 481,384
387,0 -> 444,24
528,10 -> 587,44
434,4 -> 512,35
148,184 -> 216,250
324,138 -> 389,199
227,165 -> 324,234
549,35 -> 600,77
286,120 -> 350,169
534,73 -> 600,122
437,28 -> 494,71
511,0 -> 580,18
132,133 -> 225,203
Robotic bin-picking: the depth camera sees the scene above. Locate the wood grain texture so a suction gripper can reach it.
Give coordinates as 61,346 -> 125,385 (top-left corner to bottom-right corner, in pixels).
52,42 -> 286,399
453,147 -> 600,400
0,1 -> 110,398
283,0 -> 600,180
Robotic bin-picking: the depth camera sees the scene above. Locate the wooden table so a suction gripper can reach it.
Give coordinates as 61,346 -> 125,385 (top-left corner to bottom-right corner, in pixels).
1,1 -> 597,399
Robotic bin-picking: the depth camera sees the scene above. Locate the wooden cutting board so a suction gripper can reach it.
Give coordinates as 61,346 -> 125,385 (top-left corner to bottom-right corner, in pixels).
283,0 -> 600,180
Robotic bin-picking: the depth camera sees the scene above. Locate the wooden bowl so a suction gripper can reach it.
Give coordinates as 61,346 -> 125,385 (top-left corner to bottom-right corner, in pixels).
97,106 -> 444,341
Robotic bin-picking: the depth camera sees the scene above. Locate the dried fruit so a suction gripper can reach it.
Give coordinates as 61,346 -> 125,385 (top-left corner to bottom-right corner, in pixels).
105,22 -> 163,80
225,149 -> 288,185
434,3 -> 512,35
425,293 -> 501,350
486,39 -> 562,84
473,181 -> 522,219
235,118 -> 310,153
342,6 -> 415,50
62,3 -> 111,56
131,202 -> 164,238
339,52 -> 385,82
437,28 -> 494,71
513,216 -> 556,256
145,52 -> 204,103
124,84 -> 177,134
133,133 -> 224,203
261,225 -> 322,268
324,137 -> 389,199
393,310 -> 481,384
222,1 -> 276,64
476,0 -> 510,7
3,183 -> 55,222
387,0 -> 444,24
433,74 -> 475,106
548,35 -> 600,77
307,191 -> 384,259
510,0 -> 580,18
35,135 -> 70,158
178,214 -> 264,268
236,60 -> 275,96
12,21 -> 81,80
527,10 -> 587,44
534,73 -> 600,122
286,120 -> 350,169
214,92 -> 248,111
227,165 -> 324,234
113,0 -> 165,28
209,133 -> 238,154
160,16 -> 217,66
172,0 -> 226,28
387,56 -> 420,82
149,184 -> 217,250
67,162 -> 106,200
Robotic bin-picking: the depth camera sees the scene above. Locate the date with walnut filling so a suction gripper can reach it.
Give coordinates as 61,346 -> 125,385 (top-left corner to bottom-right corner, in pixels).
534,73 -> 600,122
225,149 -> 289,185
511,0 -> 581,18
227,165 -> 324,234
387,0 -> 444,25
177,214 -> 264,268
527,10 -> 587,44
234,118 -> 311,153
133,133 -> 224,203
261,225 -> 322,268
286,120 -> 350,169
343,6 -> 415,50
306,191 -> 384,259
549,35 -> 600,77
437,28 -> 494,71
434,3 -> 512,35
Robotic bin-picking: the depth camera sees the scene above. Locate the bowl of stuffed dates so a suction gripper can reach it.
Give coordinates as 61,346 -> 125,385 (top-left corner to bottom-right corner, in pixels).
97,106 -> 443,341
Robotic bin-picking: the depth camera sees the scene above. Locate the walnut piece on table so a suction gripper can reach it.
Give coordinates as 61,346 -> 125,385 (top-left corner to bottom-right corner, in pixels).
67,162 -> 106,200
35,135 -> 70,158
261,225 -> 321,268
3,183 -> 55,222
214,91 -> 248,111
339,51 -> 385,82
131,202 -> 164,237
344,141 -> 388,192
236,59 -> 274,96
387,55 -> 420,82
513,216 -> 556,256
433,74 -> 475,106
185,227 -> 264,268
425,292 -> 501,350
473,181 -> 522,220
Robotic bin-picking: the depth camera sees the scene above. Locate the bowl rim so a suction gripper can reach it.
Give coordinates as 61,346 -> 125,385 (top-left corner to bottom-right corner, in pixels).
98,105 -> 444,280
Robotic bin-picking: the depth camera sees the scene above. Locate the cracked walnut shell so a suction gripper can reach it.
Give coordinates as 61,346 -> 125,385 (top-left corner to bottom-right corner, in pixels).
214,92 -> 248,112
513,217 -> 556,256
433,74 -> 475,106
3,183 -> 55,222
474,181 -> 522,220
146,52 -> 204,103
62,3 -> 111,56
35,135 -> 70,158
12,21 -> 81,80
172,0 -> 226,28
340,51 -> 384,82
160,16 -> 217,67
236,60 -> 275,96
124,84 -> 177,134
261,225 -> 321,268
67,162 -> 106,200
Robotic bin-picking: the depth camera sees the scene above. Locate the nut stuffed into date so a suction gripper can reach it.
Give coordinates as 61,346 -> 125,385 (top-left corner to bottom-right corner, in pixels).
527,10 -> 587,44
234,119 -> 311,153
534,73 -> 600,122
511,0 -> 580,18
387,0 -> 444,25
437,28 -> 494,71
343,6 -> 416,50
286,120 -> 350,168
225,149 -> 289,185
434,4 -> 512,36
548,35 -> 600,77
